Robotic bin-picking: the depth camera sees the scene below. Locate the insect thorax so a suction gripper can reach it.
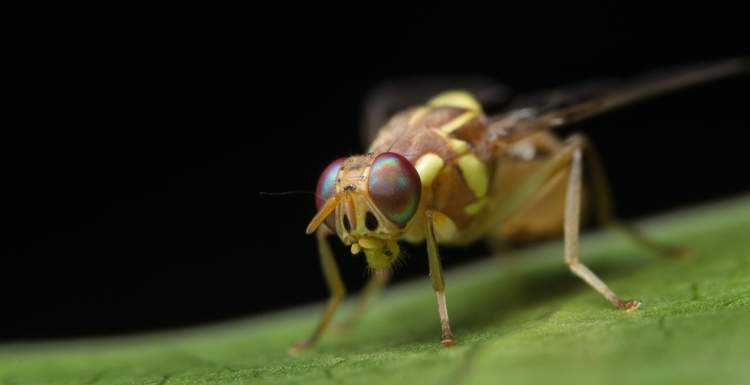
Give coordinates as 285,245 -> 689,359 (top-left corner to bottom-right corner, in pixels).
367,92 -> 496,238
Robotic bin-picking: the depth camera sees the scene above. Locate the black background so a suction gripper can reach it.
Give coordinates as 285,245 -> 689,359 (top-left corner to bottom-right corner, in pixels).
2,3 -> 748,342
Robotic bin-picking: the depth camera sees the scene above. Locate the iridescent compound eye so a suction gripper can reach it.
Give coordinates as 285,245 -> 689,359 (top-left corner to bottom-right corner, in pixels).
315,157 -> 346,230
368,152 -> 421,227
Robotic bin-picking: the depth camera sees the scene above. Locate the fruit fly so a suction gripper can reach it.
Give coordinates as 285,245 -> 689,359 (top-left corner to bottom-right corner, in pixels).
293,59 -> 747,352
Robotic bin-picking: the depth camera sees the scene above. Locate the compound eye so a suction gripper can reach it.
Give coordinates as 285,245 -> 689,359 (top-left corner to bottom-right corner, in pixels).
315,157 -> 346,230
367,152 -> 421,227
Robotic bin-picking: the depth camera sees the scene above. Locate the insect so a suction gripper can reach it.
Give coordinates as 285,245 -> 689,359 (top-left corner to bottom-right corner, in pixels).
292,59 -> 747,352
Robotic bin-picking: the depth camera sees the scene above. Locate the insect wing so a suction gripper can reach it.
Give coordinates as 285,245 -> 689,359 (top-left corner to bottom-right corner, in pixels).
488,58 -> 748,142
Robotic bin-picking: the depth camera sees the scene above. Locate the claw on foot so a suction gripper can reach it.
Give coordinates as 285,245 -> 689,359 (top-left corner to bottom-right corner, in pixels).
441,335 -> 456,347
288,341 -> 311,356
619,299 -> 641,312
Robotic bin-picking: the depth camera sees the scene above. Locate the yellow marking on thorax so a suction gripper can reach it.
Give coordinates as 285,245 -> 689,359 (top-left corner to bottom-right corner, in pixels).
432,128 -> 472,156
464,197 -> 487,215
408,107 -> 431,125
448,138 -> 470,154
428,91 -> 483,113
438,110 -> 477,135
431,210 -> 458,242
415,153 -> 444,187
456,153 -> 488,198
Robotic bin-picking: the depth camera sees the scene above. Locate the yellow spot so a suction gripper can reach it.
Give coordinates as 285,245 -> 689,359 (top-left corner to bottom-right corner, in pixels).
431,128 -> 471,155
408,107 -> 430,125
432,211 -> 457,242
464,197 -> 487,215
358,237 -> 384,250
438,110 -> 476,135
456,153 -> 488,197
415,153 -> 444,187
428,91 -> 482,113
448,138 -> 470,155
351,243 -> 361,255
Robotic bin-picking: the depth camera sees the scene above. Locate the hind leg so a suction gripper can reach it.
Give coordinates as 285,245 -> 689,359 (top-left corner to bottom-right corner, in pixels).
581,137 -> 688,256
483,133 -> 640,310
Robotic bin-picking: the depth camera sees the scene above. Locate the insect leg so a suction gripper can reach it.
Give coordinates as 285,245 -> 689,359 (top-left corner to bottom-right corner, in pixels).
581,137 -> 688,256
334,269 -> 391,331
425,209 -> 456,347
290,227 -> 347,353
564,136 -> 641,311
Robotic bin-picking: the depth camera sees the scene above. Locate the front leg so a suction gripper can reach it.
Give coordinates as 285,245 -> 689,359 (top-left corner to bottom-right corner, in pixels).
290,227 -> 347,353
425,210 -> 456,347
333,268 -> 391,331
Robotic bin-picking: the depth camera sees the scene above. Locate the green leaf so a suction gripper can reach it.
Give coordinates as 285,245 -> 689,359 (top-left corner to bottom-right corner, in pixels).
2,196 -> 749,385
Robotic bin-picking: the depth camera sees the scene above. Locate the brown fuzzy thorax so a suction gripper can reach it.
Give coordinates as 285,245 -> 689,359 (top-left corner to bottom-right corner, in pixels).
367,98 -> 495,240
